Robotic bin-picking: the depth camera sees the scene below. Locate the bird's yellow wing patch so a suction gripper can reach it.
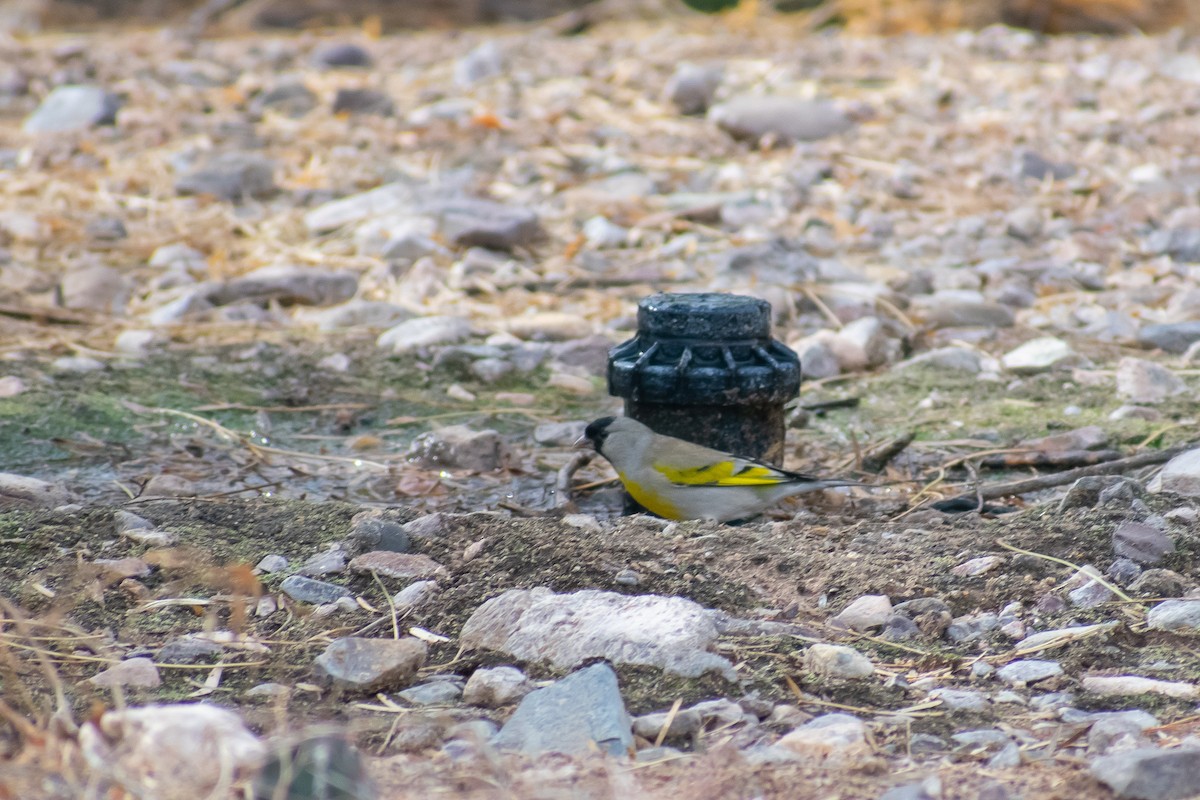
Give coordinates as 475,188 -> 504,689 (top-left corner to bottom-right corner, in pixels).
654,460 -> 789,487
618,472 -> 685,519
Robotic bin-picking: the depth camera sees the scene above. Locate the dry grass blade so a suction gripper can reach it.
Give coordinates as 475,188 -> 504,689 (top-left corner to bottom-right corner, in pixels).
654,698 -> 683,748
996,540 -> 1134,604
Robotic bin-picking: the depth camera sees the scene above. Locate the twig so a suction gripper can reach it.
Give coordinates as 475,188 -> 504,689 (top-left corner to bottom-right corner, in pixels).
654,698 -> 683,748
371,571 -> 400,640
861,431 -> 915,473
933,440 -> 1199,505
556,450 -> 595,508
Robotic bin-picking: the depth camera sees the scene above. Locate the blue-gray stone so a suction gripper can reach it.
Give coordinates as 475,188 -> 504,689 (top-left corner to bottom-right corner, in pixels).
399,680 -> 463,706
1138,322 -> 1200,354
280,575 -> 352,604
492,663 -> 632,757
1092,746 -> 1200,800
997,659 -> 1062,685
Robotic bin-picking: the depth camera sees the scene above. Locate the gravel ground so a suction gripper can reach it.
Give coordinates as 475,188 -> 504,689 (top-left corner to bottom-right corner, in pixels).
5,15 -> 1200,800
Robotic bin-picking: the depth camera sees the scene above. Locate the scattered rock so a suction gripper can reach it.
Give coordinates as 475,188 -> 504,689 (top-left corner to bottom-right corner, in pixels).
377,316 -> 472,354
460,588 -> 733,679
1149,448 -> 1200,497
1001,337 -> 1075,373
1147,599 -> 1200,631
0,376 -> 26,397
492,663 -> 633,757
1083,675 -> 1199,700
407,426 -> 511,472
1115,357 -> 1186,404
1005,206 -> 1043,241
506,313 -> 593,342
929,688 -> 988,711
313,636 -> 427,692
462,665 -> 533,708
399,680 -> 463,706
175,152 -> 278,201
0,473 -> 75,509
1068,570 -> 1116,608
804,644 -> 874,679
90,657 -> 161,689
533,421 -> 587,447
24,85 -> 120,133
312,42 -> 372,68
664,63 -> 722,115
952,556 -> 1001,577
1131,569 -> 1192,598
86,216 -> 127,241
208,265 -> 357,308
996,660 -> 1062,685
776,713 -> 872,766
157,635 -> 224,664
250,81 -> 317,117
393,580 -> 438,610
437,199 -> 541,251
297,545 -> 346,577
1092,746 -> 1200,800
455,41 -> 504,86
255,554 -> 288,573
348,511 -> 411,553
1138,321 -> 1200,354
895,346 -> 983,374
920,301 -> 1015,329
788,333 -> 841,379
1114,521 -> 1175,565
331,87 -> 394,115
348,551 -> 446,580
709,96 -> 852,143
279,575 -> 352,604
831,594 -> 893,631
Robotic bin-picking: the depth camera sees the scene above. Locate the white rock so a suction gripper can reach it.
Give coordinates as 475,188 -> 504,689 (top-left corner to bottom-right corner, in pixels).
803,644 -> 874,679
1001,337 -> 1075,374
459,588 -> 734,679
788,332 -> 840,379
828,317 -> 895,371
831,595 -> 892,630
1116,357 -> 1186,404
51,355 -> 105,373
377,316 -> 472,354
895,346 -> 982,373
1149,448 -> 1200,497
60,265 -> 131,314
114,329 -> 162,357
506,312 -> 593,342
0,376 -> 27,397
776,713 -> 872,766
1147,599 -> 1200,631
0,473 -> 75,509
304,182 -> 420,234
1082,675 -> 1198,699
462,665 -> 533,708
583,216 -> 628,248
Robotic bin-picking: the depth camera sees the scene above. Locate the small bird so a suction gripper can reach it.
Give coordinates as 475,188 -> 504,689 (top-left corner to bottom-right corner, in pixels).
575,416 -> 861,523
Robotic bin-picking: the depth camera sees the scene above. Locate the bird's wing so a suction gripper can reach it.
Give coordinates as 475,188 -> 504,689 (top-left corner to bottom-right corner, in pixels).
652,452 -> 818,487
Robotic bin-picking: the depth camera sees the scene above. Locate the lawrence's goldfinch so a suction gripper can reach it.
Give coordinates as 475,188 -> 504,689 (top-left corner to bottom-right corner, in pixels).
576,416 -> 860,523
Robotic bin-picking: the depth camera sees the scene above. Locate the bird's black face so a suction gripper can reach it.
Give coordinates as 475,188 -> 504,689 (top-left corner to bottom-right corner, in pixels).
580,416 -> 617,453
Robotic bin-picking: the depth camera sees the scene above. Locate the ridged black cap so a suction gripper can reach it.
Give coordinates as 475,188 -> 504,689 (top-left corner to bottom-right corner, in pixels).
637,292 -> 771,341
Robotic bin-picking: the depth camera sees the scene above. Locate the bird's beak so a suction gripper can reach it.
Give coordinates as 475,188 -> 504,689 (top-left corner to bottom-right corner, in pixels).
573,435 -> 592,450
